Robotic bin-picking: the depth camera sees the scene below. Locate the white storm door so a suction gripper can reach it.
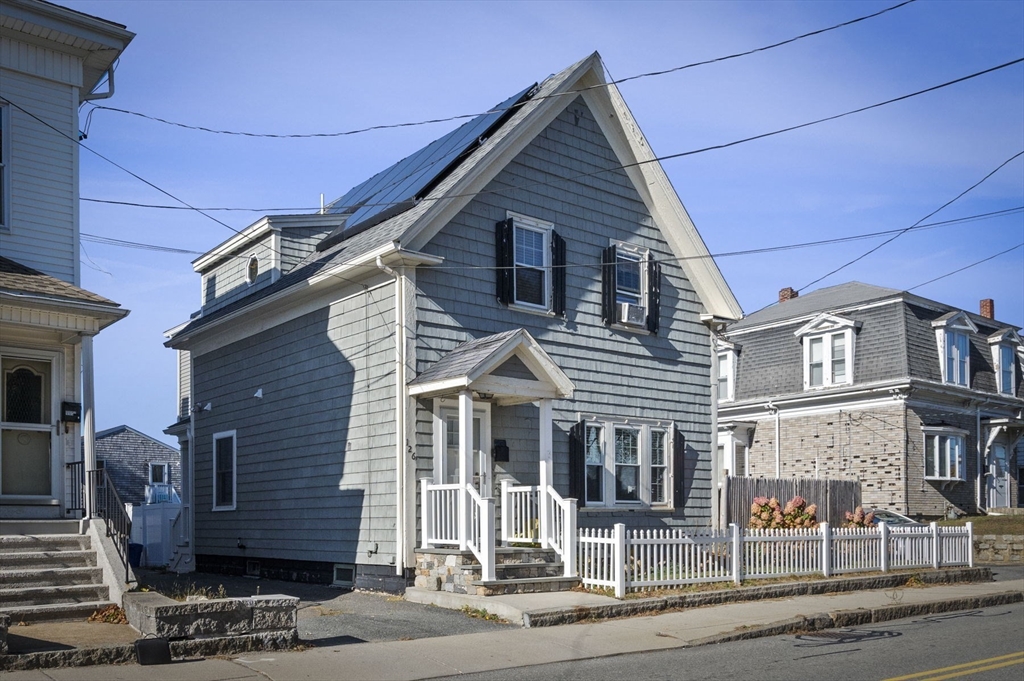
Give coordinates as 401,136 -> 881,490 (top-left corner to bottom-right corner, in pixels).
438,403 -> 491,495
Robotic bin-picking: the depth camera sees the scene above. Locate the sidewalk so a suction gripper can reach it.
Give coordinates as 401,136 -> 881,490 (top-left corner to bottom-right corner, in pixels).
3,576 -> 1021,681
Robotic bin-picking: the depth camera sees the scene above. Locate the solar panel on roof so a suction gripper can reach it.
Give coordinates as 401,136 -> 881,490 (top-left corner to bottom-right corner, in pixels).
317,83 -> 537,251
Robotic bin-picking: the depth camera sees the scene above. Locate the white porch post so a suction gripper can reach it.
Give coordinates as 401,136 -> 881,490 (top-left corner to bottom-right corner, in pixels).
458,389 -> 474,551
538,398 -> 553,549
82,334 -> 96,518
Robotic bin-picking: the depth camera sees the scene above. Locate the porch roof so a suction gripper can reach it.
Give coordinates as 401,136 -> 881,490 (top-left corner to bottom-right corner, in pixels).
409,328 -> 574,405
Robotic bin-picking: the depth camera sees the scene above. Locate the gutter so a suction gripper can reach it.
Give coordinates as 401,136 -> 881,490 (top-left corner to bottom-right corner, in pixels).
82,67 -> 115,101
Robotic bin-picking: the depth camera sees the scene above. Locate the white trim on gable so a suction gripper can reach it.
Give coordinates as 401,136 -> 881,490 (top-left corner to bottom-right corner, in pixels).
930,311 -> 979,334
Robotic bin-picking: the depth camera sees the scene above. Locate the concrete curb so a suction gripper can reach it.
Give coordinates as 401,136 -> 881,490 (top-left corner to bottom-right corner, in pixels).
522,567 -> 990,627
0,629 -> 297,672
689,590 -> 1024,647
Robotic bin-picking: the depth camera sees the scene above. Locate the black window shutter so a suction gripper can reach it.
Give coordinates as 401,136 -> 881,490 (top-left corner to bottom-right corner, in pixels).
568,421 -> 586,507
601,245 -> 616,326
647,257 -> 661,335
495,218 -> 514,305
673,428 -> 685,508
552,231 -> 566,317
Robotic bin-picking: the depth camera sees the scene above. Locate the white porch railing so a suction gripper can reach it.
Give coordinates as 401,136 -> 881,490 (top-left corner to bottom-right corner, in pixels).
500,481 -> 540,544
542,486 -> 577,577
466,485 -> 496,581
421,481 -> 462,547
580,521 -> 974,598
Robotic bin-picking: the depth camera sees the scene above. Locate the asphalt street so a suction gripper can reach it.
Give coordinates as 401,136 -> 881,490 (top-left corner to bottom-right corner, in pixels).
425,602 -> 1024,681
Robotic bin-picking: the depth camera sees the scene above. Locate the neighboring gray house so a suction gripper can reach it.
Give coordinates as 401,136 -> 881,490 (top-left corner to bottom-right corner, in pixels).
0,0 -> 132,521
93,426 -> 180,506
717,283 -> 1024,519
165,53 -> 743,590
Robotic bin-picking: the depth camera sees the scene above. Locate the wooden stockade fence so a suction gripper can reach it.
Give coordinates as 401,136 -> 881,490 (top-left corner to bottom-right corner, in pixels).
721,476 -> 861,528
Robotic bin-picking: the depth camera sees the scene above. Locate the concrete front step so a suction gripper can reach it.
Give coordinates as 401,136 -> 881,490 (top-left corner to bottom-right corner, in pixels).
0,600 -> 115,624
494,561 -> 566,580
476,576 -> 581,596
0,534 -> 91,553
0,520 -> 83,535
0,583 -> 109,607
0,550 -> 97,569
0,567 -> 104,588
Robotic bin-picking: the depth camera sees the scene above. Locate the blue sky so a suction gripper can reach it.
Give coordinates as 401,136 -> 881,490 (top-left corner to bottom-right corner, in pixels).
62,0 -> 1023,444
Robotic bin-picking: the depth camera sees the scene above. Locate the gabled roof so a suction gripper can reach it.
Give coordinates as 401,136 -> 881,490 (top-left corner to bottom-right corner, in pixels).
409,328 -> 574,405
793,312 -> 861,338
931,310 -> 979,333
169,52 -> 742,347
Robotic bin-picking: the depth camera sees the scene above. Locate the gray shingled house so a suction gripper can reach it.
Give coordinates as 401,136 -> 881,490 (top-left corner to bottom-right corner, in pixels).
93,425 -> 180,507
164,53 -> 743,591
716,283 -> 1024,519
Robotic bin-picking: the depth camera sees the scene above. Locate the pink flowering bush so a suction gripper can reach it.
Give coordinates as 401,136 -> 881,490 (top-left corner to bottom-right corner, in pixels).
748,496 -> 818,529
843,506 -> 875,528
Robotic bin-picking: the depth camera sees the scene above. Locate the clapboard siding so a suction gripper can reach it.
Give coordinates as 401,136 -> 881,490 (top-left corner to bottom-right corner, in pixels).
0,65 -> 78,282
191,285 -> 397,564
201,235 -> 274,313
279,225 -> 331,274
0,37 -> 82,87
414,98 -> 713,529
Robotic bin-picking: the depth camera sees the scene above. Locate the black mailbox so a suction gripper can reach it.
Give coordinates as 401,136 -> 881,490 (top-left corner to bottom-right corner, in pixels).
61,401 -> 82,423
493,439 -> 509,462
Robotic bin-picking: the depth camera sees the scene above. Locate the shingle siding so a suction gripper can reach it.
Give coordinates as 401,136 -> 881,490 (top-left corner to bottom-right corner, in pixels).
414,98 -> 714,529
94,427 -> 182,507
201,235 -> 274,313
191,284 -> 397,566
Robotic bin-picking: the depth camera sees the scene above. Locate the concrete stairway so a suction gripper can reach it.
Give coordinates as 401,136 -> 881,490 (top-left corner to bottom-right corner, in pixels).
415,546 -> 580,596
0,522 -> 114,623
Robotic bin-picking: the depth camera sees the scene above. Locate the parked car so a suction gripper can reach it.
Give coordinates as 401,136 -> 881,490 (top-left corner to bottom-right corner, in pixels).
866,509 -> 924,526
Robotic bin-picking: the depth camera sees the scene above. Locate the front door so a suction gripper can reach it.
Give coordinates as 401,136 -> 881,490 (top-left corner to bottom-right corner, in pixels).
987,443 -> 1009,509
438,403 -> 491,495
1,357 -> 56,501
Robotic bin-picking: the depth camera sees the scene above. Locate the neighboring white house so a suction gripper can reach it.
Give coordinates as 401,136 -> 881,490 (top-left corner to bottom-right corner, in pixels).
0,0 -> 132,521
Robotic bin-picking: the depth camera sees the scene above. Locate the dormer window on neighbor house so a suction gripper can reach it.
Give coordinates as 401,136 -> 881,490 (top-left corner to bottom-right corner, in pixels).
794,313 -> 858,390
988,329 -> 1022,396
716,338 -> 737,402
932,312 -> 977,388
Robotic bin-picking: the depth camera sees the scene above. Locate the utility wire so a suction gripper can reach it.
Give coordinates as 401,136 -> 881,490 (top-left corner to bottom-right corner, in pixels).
797,150 -> 1024,292
76,58 -> 1024,217
79,206 -> 1023,270
80,1 -> 917,140
907,243 -> 1024,292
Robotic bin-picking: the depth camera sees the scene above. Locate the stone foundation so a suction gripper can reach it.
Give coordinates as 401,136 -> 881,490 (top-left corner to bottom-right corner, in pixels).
974,534 -> 1024,563
414,551 -> 482,595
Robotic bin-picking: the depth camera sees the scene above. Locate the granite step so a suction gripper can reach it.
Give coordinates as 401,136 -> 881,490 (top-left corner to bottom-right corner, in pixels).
476,575 -> 581,596
0,601 -> 115,624
0,567 -> 104,588
0,550 -> 96,570
0,584 -> 110,608
0,535 -> 91,553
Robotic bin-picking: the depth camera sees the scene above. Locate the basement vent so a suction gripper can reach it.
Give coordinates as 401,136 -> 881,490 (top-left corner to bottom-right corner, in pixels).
246,560 -> 260,577
333,563 -> 355,587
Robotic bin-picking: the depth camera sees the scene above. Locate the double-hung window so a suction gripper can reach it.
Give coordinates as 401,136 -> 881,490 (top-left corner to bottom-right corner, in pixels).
149,462 -> 169,485
716,340 -> 737,402
212,431 -> 236,511
933,313 -> 976,388
944,330 -> 970,387
989,335 -> 1019,396
998,344 -> 1014,395
495,214 -> 566,315
571,419 -> 679,508
602,241 -> 661,333
923,429 -> 965,481
0,104 -> 8,232
795,314 -> 857,390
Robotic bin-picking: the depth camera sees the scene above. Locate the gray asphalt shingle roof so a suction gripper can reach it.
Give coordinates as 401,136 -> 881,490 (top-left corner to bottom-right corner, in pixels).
409,329 -> 522,386
0,256 -> 120,307
729,282 -> 901,331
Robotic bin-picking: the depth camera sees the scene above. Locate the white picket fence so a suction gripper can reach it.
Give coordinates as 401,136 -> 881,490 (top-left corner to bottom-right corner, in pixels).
578,521 -> 974,597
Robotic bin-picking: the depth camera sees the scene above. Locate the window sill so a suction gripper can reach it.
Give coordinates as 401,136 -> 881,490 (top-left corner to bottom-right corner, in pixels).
610,322 -> 650,336
508,302 -> 557,318
212,505 -> 236,512
923,477 -> 964,483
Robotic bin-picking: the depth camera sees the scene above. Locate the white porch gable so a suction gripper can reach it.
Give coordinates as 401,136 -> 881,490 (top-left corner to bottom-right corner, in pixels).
408,328 -> 574,405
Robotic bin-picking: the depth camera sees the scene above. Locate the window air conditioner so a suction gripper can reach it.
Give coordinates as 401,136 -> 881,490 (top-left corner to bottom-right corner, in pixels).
618,302 -> 646,326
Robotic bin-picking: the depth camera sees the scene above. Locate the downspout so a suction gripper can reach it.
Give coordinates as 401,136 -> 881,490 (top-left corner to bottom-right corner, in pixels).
976,402 -> 983,514
82,67 -> 116,101
709,331 -> 720,529
767,401 -> 780,477
377,257 -> 406,577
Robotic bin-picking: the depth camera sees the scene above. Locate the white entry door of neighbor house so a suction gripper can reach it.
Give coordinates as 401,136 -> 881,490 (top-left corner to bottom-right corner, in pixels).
987,443 -> 1009,509
0,356 -> 57,502
437,402 -> 492,495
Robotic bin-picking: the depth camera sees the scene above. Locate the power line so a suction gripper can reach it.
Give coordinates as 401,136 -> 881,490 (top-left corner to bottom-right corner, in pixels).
797,150 -> 1024,292
907,243 -> 1024,292
80,1 -> 917,140
78,206 -> 1023,271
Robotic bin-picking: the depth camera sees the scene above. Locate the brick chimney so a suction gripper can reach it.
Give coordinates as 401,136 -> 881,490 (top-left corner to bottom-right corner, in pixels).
779,287 -> 799,303
980,298 -> 994,319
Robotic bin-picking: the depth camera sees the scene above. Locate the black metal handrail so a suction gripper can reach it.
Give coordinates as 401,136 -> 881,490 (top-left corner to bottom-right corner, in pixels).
66,461 -> 85,516
89,468 -> 133,583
